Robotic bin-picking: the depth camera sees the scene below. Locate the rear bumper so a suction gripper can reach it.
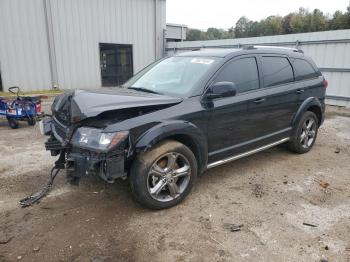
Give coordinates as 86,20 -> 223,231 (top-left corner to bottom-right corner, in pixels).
42,117 -> 127,183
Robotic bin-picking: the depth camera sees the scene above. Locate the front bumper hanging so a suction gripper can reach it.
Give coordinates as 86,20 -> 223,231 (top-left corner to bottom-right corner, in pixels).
42,117 -> 127,183
66,149 -> 126,183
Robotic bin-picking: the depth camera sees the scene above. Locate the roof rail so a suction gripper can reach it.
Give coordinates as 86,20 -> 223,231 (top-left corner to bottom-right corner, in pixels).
243,45 -> 304,53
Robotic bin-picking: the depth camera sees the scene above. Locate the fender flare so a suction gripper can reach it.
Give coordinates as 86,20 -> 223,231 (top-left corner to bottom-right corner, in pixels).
292,97 -> 323,128
134,120 -> 208,173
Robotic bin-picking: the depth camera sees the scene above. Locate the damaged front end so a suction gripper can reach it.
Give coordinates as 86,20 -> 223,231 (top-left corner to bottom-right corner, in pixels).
42,88 -> 181,184
42,91 -> 132,184
44,117 -> 130,184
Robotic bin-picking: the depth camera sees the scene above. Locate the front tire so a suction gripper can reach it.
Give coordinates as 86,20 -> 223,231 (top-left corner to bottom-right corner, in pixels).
130,140 -> 198,210
288,111 -> 319,154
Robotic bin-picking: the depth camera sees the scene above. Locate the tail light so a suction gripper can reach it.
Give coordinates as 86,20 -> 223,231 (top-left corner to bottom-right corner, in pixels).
323,79 -> 328,89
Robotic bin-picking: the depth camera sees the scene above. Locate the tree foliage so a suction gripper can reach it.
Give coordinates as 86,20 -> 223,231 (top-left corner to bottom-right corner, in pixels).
186,4 -> 350,41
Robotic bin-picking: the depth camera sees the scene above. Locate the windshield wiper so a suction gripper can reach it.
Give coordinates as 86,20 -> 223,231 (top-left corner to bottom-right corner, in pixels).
127,87 -> 161,94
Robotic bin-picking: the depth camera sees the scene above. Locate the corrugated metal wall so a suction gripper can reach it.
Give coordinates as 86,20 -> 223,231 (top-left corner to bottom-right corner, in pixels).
167,30 -> 350,107
0,0 -> 52,91
155,0 -> 166,59
0,0 -> 166,91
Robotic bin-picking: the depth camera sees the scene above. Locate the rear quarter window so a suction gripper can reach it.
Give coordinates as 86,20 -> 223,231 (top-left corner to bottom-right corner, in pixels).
293,58 -> 319,81
261,56 -> 294,87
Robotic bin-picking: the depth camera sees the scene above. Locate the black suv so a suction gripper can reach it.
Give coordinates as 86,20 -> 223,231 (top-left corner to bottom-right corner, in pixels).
42,46 -> 326,209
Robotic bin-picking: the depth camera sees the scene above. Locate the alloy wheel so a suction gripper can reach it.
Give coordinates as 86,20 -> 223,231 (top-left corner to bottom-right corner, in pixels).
147,152 -> 191,202
300,117 -> 317,149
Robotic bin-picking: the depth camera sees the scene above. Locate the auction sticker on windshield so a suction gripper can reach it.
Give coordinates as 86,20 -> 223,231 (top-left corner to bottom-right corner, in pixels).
190,58 -> 215,65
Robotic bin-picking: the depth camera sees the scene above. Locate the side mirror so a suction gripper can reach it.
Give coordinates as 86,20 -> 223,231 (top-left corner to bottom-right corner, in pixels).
206,82 -> 237,99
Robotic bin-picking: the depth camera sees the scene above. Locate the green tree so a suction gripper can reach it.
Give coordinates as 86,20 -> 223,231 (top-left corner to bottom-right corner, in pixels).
310,9 -> 327,31
347,2 -> 350,27
186,29 -> 202,41
206,28 -> 224,40
223,29 -> 235,39
282,13 -> 293,34
289,13 -> 305,33
247,21 -> 261,37
260,16 -> 283,35
289,7 -> 311,33
234,16 -> 251,38
329,11 -> 348,29
186,4 -> 350,41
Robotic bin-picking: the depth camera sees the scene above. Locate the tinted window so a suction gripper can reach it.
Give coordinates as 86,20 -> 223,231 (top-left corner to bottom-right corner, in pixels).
261,56 -> 294,87
293,59 -> 318,81
214,57 -> 259,93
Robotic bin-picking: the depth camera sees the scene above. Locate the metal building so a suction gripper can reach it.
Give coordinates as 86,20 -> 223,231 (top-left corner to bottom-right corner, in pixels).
167,29 -> 350,107
0,0 -> 166,91
166,23 -> 187,42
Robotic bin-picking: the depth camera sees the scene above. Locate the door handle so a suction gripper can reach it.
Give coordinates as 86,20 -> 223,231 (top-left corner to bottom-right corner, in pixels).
253,98 -> 266,104
296,89 -> 305,94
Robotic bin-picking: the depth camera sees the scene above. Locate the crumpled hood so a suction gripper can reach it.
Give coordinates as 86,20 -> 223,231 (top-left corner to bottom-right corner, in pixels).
54,88 -> 183,122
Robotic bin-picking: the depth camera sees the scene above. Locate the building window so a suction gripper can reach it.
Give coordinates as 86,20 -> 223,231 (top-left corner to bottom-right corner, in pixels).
99,43 -> 133,87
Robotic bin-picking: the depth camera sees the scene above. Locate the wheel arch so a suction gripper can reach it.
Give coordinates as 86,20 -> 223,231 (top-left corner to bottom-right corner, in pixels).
307,105 -> 323,126
134,121 -> 208,174
292,97 -> 324,128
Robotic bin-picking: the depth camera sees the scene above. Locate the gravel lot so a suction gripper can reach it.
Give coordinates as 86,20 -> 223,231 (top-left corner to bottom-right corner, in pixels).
0,107 -> 349,262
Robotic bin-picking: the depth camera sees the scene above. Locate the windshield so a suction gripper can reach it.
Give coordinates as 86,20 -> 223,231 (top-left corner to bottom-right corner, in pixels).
124,56 -> 220,97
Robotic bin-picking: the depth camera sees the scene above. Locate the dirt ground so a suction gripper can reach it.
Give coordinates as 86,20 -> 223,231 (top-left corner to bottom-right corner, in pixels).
0,107 -> 350,262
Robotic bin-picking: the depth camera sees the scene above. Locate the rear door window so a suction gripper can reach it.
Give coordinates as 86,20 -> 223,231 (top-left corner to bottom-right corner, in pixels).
213,57 -> 259,94
261,56 -> 294,87
293,59 -> 319,81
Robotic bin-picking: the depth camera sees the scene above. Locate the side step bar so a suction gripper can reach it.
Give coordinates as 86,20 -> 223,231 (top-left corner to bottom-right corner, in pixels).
207,138 -> 290,169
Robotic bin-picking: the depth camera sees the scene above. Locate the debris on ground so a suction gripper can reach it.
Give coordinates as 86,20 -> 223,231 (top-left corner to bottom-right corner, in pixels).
19,167 -> 61,208
218,249 -> 225,257
252,184 -> 264,198
223,223 -> 244,232
0,234 -> 13,245
302,222 -> 318,227
199,216 -> 212,230
319,181 -> 330,189
0,167 -> 8,174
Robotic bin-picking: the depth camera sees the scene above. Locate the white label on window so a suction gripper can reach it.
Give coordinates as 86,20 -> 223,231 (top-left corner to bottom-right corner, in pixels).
191,58 -> 214,65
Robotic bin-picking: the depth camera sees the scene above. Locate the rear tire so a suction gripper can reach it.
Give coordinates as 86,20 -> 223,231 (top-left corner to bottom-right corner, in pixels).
288,111 -> 318,154
130,140 -> 197,210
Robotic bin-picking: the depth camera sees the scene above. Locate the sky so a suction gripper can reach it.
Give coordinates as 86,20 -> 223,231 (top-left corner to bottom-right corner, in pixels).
166,0 -> 350,30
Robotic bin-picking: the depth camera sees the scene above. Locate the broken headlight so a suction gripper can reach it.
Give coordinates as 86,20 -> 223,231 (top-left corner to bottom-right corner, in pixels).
71,127 -> 128,152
